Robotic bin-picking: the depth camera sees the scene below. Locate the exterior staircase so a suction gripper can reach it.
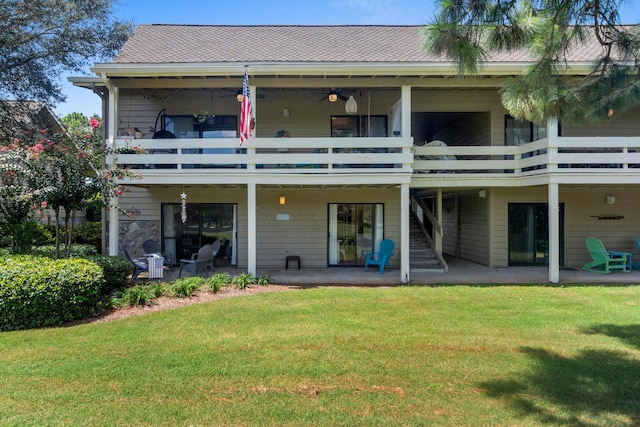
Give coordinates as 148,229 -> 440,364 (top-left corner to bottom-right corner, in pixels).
409,214 -> 445,273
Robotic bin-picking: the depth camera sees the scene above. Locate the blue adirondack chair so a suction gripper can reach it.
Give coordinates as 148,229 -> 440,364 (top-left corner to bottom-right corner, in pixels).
364,239 -> 395,274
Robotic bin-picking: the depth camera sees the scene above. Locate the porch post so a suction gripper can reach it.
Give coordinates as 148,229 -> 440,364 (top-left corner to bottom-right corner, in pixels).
108,205 -> 118,256
105,81 -> 119,256
400,183 -> 410,282
401,85 -> 411,138
247,182 -> 257,276
435,187 -> 443,254
548,182 -> 560,283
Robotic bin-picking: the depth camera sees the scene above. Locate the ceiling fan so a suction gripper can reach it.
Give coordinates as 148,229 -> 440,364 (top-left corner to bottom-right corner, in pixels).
317,89 -> 356,102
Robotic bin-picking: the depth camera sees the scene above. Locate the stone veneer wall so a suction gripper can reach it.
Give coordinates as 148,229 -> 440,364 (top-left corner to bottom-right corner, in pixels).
119,220 -> 161,258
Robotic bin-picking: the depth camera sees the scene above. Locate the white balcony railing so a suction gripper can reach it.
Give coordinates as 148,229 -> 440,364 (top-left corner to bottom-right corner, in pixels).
112,135 -> 640,182
114,137 -> 414,174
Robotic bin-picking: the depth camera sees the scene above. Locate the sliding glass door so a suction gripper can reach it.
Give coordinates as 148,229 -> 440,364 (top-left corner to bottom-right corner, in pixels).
328,203 -> 383,266
162,203 -> 237,266
508,203 -> 564,266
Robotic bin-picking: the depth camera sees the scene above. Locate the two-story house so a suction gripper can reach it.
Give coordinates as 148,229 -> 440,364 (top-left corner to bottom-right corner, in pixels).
71,25 -> 640,283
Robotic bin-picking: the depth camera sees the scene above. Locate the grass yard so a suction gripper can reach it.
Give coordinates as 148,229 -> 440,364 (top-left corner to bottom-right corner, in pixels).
1,285 -> 639,426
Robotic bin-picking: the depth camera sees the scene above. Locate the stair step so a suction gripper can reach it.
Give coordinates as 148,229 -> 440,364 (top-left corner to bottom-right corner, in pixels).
408,213 -> 445,271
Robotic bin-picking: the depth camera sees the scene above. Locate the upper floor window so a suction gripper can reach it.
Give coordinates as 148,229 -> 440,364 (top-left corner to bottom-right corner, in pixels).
164,115 -> 237,138
331,115 -> 388,137
505,116 -> 546,146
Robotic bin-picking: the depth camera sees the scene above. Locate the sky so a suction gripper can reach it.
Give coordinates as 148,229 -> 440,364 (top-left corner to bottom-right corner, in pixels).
54,0 -> 640,119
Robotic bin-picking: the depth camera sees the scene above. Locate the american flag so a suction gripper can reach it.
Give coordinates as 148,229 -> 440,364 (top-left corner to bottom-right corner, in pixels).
239,67 -> 253,145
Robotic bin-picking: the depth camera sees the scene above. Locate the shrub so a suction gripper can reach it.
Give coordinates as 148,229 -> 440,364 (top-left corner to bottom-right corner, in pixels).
0,256 -> 104,331
88,255 -> 131,296
256,275 -> 271,285
110,284 -> 165,309
32,244 -> 98,258
73,221 -> 102,252
168,277 -> 204,298
206,273 -> 231,294
0,221 -> 51,254
232,273 -> 256,289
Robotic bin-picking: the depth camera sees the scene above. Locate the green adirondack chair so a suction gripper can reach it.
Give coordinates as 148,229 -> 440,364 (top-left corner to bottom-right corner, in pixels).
583,236 -> 629,273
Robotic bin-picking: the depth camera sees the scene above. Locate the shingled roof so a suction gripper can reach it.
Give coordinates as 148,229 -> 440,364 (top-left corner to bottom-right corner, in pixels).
113,24 -> 604,65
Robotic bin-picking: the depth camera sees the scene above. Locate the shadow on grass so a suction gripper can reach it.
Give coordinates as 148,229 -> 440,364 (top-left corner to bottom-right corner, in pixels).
479,324 -> 640,426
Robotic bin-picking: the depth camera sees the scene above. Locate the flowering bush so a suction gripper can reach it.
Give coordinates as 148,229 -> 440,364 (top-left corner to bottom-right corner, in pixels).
0,116 -> 142,256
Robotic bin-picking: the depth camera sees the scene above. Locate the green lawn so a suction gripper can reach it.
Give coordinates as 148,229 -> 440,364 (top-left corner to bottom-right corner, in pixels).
1,285 -> 639,426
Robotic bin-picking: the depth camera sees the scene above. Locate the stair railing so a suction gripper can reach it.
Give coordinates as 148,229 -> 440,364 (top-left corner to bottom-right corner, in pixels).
410,192 -> 448,272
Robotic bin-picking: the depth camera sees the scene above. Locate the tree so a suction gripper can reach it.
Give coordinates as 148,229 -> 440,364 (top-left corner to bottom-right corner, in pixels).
0,0 -> 132,130
0,118 -> 142,256
424,0 -> 640,124
62,112 -> 92,135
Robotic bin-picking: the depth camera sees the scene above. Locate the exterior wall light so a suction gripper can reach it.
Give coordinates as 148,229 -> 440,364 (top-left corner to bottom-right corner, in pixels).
279,195 -> 286,205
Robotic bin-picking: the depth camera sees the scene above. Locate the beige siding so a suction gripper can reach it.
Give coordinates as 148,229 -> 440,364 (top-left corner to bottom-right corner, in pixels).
458,192 -> 490,265
489,187 -> 548,268
442,196 -> 458,256
561,187 -> 640,268
489,187 -> 640,268
115,185 -> 401,269
256,187 -> 400,268
117,89 -> 403,139
562,106 -> 640,137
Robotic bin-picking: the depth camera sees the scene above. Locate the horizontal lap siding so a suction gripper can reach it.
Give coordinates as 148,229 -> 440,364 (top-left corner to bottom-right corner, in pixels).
489,187 -> 640,269
256,188 -> 400,268
562,106 -> 640,136
561,187 -> 640,268
458,193 -> 489,265
442,197 -> 457,256
117,89 -> 402,140
116,187 -> 249,267
490,187 -> 548,268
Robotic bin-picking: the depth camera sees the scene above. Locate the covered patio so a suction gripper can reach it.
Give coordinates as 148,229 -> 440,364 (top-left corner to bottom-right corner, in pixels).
147,256 -> 640,286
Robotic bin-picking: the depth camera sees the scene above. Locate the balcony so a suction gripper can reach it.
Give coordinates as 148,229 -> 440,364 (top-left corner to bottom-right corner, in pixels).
112,135 -> 640,186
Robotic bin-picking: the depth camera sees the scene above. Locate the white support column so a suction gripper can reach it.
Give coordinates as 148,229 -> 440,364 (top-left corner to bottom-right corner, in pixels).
400,183 -> 410,283
108,205 -> 119,256
548,182 -> 560,283
401,85 -> 411,140
435,187 -> 443,254
247,182 -> 257,276
105,81 -> 119,256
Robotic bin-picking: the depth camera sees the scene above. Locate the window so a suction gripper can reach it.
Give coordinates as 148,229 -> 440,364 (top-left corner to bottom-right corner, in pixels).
328,203 -> 384,266
331,115 -> 388,137
164,115 -> 238,169
508,203 -> 564,266
162,203 -> 237,267
505,116 -> 547,146
164,115 -> 237,139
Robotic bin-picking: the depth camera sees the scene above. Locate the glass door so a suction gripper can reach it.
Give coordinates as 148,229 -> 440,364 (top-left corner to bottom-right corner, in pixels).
328,203 -> 383,266
162,203 -> 237,266
508,203 -> 564,266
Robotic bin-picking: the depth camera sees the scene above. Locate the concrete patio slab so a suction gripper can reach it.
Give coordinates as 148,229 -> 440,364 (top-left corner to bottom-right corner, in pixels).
146,256 -> 640,286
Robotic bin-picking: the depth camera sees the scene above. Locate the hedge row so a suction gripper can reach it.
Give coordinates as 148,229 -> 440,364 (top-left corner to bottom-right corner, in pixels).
0,256 -> 104,331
